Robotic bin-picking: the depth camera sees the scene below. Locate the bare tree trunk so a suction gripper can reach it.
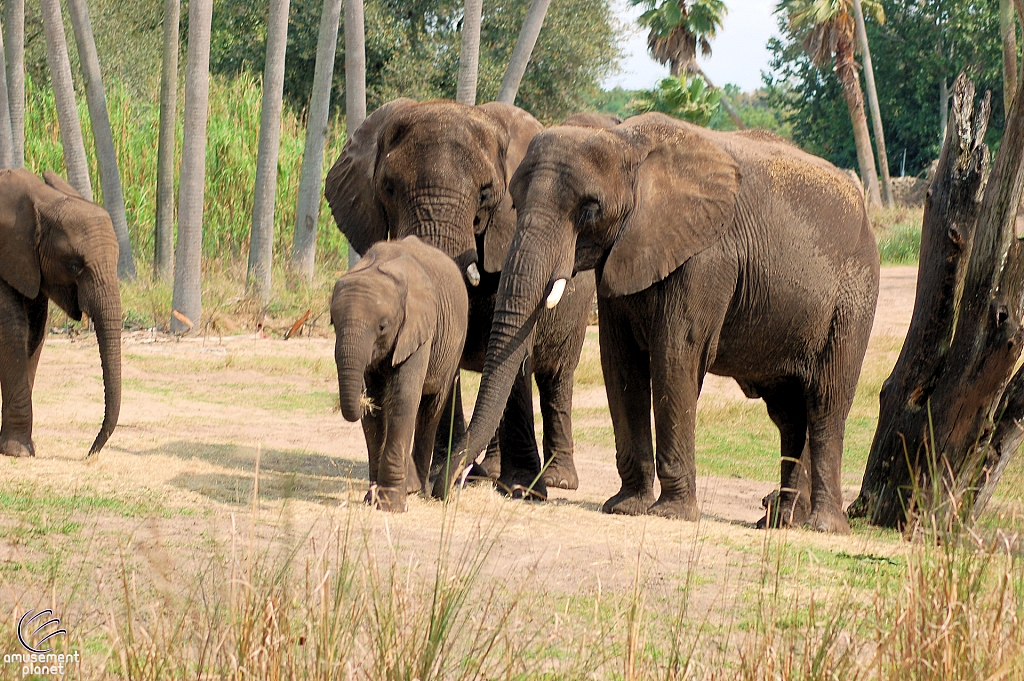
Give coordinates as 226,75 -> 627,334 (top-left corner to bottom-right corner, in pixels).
456,0 -> 482,105
1002,0 -> 1018,115
940,77 -> 949,141
496,0 -> 549,104
40,0 -> 92,200
5,0 -> 24,168
67,0 -> 136,279
853,0 -> 893,207
836,40 -> 882,208
292,0 -> 343,281
0,20 -> 15,169
247,0 -> 291,303
170,0 -> 213,335
344,0 -> 365,269
155,0 -> 180,282
849,70 -> 1024,529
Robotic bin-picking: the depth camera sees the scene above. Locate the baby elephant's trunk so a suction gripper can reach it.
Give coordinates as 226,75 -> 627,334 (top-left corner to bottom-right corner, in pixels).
335,323 -> 376,422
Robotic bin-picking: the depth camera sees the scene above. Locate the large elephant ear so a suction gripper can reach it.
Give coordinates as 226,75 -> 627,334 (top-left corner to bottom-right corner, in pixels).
325,98 -> 416,256
0,170 -> 41,299
43,171 -> 87,200
377,254 -> 438,366
601,121 -> 740,297
477,102 -> 543,272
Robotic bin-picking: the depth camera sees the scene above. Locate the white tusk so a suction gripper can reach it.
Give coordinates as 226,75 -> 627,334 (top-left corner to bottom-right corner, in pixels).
545,278 -> 567,309
466,262 -> 481,286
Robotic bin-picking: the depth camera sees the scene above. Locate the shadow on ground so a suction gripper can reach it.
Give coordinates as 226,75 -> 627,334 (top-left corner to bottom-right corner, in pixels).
126,441 -> 368,506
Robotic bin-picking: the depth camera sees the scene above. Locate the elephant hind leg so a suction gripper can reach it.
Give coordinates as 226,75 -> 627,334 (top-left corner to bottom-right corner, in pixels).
536,364 -> 578,490
757,380 -> 812,529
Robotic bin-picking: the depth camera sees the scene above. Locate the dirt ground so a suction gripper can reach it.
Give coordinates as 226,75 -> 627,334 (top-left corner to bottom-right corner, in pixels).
1,267 -> 921,625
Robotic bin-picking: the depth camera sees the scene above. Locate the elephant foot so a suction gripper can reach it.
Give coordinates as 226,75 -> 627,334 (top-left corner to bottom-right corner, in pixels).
602,488 -> 655,516
0,436 -> 34,458
496,469 -> 548,501
806,505 -> 851,535
541,456 -> 579,490
478,450 -> 501,480
756,490 -> 811,529
364,485 -> 407,512
647,495 -> 700,521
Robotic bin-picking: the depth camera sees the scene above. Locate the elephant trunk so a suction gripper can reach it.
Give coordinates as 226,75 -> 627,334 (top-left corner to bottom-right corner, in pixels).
464,214 -> 570,460
405,191 -> 479,275
84,270 -> 122,456
336,324 -> 376,422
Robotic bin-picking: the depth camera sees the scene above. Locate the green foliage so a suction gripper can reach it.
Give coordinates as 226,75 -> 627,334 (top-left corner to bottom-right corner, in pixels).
22,73 -> 348,269
775,0 -> 885,67
628,74 -> 721,125
766,0 -> 1004,175
203,0 -> 621,123
631,0 -> 727,44
708,84 -> 794,136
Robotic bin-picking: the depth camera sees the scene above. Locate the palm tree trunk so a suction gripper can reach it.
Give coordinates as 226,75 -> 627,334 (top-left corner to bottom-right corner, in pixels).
0,21 -> 15,169
40,0 -> 92,201
852,0 -> 892,207
67,0 -> 136,279
1001,0 -> 1018,115
344,0 -> 365,269
155,0 -> 180,282
291,0 -> 343,281
5,0 -> 24,168
247,0 -> 291,303
170,0 -> 213,335
940,77 -> 949,141
456,0 -> 483,105
836,40 -> 882,208
496,0 -> 550,104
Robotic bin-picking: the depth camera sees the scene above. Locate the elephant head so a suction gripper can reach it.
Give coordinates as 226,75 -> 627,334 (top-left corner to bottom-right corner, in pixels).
331,240 -> 438,422
463,113 -> 740,460
0,169 -> 122,456
324,98 -> 543,284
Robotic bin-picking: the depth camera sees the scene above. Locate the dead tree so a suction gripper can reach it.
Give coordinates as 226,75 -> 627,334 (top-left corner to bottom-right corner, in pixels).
848,71 -> 1024,528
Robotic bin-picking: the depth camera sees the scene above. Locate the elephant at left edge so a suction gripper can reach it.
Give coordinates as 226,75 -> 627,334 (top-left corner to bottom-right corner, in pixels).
0,169 -> 122,458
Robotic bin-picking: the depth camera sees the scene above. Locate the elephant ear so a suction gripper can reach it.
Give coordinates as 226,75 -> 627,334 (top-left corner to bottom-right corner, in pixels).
43,171 -> 87,200
601,124 -> 740,298
0,170 -> 41,299
325,98 -> 416,256
477,102 -> 543,272
378,256 -> 438,366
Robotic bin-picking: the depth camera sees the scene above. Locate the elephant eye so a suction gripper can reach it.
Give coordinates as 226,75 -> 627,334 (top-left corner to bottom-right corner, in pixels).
381,178 -> 396,196
480,184 -> 493,205
578,200 -> 600,225
66,259 -> 84,277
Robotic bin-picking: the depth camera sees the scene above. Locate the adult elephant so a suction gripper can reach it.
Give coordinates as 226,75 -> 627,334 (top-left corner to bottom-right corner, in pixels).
325,99 -> 596,498
457,114 -> 879,533
0,169 -> 122,458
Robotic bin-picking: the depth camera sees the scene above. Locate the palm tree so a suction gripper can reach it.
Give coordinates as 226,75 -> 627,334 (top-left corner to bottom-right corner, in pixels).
456,0 -> 483,105
851,0 -> 892,206
292,0 -> 344,281
776,0 -> 883,208
345,0 -> 366,269
5,0 -> 24,168
0,22 -> 15,168
247,0 -> 292,303
67,0 -> 137,278
496,0 -> 551,104
631,0 -> 746,129
1000,0 -> 1017,115
40,0 -> 92,200
155,0 -> 181,281
170,0 -> 214,335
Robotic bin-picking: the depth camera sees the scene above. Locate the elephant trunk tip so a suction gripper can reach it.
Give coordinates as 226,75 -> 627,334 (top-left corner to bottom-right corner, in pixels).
87,425 -> 114,458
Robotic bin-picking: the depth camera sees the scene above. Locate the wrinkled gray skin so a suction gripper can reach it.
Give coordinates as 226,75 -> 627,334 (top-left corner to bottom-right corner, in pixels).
0,169 -> 122,458
332,236 -> 468,512
325,99 -> 597,498
465,115 -> 879,534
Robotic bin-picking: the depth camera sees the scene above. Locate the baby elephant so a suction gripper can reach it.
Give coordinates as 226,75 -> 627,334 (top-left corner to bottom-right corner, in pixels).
332,236 -> 468,511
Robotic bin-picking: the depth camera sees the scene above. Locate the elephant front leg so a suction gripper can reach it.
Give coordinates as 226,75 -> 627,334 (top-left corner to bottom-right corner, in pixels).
369,350 -> 431,512
496,356 -> 546,500
0,292 -> 46,458
600,299 -> 656,515
536,365 -> 578,490
647,345 -> 701,521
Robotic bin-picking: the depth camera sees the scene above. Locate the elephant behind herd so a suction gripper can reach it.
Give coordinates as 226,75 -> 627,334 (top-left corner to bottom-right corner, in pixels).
0,97 -> 878,535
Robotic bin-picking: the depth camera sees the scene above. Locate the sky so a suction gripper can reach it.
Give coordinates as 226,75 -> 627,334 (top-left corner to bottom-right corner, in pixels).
603,0 -> 783,93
